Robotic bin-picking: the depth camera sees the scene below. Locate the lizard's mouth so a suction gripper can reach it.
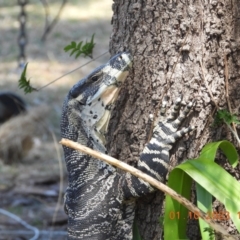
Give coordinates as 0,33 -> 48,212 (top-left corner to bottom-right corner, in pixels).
84,53 -> 132,145
91,82 -> 127,144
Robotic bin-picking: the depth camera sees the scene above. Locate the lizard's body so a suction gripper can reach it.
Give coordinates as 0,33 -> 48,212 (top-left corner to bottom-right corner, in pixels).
61,52 -> 193,239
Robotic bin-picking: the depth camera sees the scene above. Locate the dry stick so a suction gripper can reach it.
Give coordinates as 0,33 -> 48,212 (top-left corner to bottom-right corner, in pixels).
201,55 -> 240,145
60,138 -> 239,240
48,131 -> 65,240
200,45 -> 240,149
41,0 -> 68,41
40,0 -> 50,40
224,54 -> 240,146
224,55 -> 231,113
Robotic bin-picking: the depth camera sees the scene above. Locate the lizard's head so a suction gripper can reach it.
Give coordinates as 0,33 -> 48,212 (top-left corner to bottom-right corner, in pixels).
63,52 -> 132,148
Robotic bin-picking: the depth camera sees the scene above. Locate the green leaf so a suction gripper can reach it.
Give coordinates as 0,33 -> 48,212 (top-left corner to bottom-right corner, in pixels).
196,141 -> 238,239
71,41 -> 76,48
164,169 -> 192,239
199,141 -> 238,167
75,51 -> 82,59
196,184 -> 215,240
224,198 -> 240,233
64,45 -> 73,52
77,41 -> 82,50
64,34 -> 95,59
70,48 -> 79,56
181,159 -> 240,232
64,41 -> 77,52
214,110 -> 240,126
133,219 -> 142,240
18,63 -> 37,94
164,141 -> 240,239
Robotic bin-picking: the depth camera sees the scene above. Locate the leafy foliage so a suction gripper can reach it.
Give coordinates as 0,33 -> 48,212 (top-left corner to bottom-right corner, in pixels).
64,34 -> 95,59
18,63 -> 37,94
18,35 -> 96,94
164,141 -> 239,240
214,109 -> 240,126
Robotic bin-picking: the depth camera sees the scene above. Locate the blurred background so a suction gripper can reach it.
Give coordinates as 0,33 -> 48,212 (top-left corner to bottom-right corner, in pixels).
0,0 -> 112,239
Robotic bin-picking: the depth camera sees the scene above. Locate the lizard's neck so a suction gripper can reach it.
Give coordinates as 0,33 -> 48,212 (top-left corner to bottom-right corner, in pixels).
81,122 -> 107,153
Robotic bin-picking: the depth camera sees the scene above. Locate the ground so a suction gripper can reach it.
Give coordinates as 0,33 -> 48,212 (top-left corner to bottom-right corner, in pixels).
0,0 -> 112,239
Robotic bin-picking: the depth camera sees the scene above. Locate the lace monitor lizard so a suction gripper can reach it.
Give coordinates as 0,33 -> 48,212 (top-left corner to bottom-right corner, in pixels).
61,52 -> 194,240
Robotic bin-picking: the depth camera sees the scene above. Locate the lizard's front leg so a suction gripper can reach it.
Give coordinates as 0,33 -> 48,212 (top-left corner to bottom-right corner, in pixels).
122,96 -> 195,199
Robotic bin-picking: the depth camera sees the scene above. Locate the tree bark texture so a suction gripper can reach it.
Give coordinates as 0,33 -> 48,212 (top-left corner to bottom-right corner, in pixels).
108,0 -> 240,239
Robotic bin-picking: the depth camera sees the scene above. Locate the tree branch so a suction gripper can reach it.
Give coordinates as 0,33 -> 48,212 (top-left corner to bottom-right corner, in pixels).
41,0 -> 68,41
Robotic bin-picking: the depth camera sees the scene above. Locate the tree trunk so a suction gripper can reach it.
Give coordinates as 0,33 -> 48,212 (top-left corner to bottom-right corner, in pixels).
108,0 -> 240,239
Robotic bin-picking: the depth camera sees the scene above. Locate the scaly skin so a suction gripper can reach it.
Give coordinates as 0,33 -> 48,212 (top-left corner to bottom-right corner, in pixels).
61,52 -> 194,239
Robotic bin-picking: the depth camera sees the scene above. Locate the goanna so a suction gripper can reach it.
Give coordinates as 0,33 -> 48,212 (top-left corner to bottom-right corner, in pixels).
61,52 -> 194,240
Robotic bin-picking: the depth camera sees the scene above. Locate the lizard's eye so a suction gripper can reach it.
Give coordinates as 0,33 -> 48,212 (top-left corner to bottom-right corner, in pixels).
91,75 -> 99,82
90,71 -> 102,82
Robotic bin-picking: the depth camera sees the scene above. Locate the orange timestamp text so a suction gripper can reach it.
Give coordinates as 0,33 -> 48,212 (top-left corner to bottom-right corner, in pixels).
168,211 -> 240,221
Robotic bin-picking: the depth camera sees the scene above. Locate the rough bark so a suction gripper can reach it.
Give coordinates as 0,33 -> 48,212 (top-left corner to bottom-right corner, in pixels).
108,0 -> 240,239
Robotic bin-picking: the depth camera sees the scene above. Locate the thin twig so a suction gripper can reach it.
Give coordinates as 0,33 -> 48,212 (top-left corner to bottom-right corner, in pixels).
0,208 -> 40,240
224,55 -> 231,113
48,131 -> 65,240
200,53 -> 240,146
37,51 -> 109,91
41,0 -> 68,41
226,124 -> 240,144
60,138 -> 239,240
40,0 -> 50,40
224,54 -> 240,146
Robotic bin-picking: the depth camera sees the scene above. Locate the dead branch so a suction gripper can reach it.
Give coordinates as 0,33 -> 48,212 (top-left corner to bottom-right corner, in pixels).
41,0 -> 68,41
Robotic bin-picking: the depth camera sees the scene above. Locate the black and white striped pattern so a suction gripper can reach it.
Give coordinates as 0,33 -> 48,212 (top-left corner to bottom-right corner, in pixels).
61,52 -> 194,239
138,96 -> 194,182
